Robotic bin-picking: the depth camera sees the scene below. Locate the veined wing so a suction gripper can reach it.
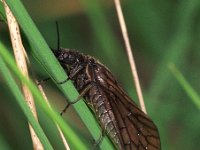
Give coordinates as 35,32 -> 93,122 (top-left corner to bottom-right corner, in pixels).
94,65 -> 161,150
106,87 -> 160,150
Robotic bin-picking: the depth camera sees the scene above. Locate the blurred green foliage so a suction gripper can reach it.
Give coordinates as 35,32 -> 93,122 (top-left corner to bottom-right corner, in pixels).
0,0 -> 200,150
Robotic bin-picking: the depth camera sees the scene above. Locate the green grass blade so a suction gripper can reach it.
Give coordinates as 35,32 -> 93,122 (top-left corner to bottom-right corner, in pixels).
169,64 -> 200,110
3,0 -> 114,149
0,42 -> 88,150
0,132 -> 11,150
0,44 -> 53,150
147,0 -> 200,99
0,2 -> 7,22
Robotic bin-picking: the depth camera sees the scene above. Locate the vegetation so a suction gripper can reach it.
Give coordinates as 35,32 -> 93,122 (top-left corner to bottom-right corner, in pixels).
0,0 -> 199,149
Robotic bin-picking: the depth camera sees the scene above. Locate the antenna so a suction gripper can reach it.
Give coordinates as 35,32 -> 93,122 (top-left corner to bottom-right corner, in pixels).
56,21 -> 60,50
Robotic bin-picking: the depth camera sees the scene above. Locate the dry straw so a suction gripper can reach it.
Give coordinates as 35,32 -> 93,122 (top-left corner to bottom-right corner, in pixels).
3,1 -> 44,149
3,1 -> 70,149
37,81 -> 70,150
114,0 -> 147,113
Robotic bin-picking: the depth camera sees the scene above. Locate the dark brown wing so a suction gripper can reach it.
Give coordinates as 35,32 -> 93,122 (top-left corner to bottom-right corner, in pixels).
107,88 -> 160,150
95,64 -> 161,150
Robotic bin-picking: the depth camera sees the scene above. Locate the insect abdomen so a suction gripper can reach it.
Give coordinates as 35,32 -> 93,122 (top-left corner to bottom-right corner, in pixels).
89,85 -> 124,149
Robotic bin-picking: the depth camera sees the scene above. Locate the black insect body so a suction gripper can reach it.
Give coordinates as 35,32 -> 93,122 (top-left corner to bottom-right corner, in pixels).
53,48 -> 161,150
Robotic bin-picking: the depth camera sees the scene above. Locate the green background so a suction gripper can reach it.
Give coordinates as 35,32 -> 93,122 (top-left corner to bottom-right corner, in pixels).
0,0 -> 200,149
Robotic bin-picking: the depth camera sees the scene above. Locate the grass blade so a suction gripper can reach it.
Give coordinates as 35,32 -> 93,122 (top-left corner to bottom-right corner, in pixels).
3,0 -> 114,148
169,64 -> 200,110
0,41 -> 87,150
0,43 -> 53,150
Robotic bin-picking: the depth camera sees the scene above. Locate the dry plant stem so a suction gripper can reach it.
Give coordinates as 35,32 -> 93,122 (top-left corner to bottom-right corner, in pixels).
37,81 -> 70,150
3,1 -> 44,150
114,0 -> 147,113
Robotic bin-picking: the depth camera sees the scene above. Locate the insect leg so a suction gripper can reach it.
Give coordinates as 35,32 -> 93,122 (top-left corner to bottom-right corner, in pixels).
60,84 -> 93,115
38,76 -> 68,85
57,65 -> 84,85
56,77 -> 69,84
37,78 -> 51,85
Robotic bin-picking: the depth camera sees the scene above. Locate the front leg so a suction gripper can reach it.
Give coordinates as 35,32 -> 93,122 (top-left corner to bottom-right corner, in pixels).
60,83 -> 93,115
57,62 -> 84,84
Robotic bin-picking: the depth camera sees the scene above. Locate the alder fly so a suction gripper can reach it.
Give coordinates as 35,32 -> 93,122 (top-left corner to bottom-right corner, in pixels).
52,48 -> 161,150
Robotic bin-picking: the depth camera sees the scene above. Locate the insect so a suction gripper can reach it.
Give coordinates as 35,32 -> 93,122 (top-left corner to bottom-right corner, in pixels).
53,48 -> 161,150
